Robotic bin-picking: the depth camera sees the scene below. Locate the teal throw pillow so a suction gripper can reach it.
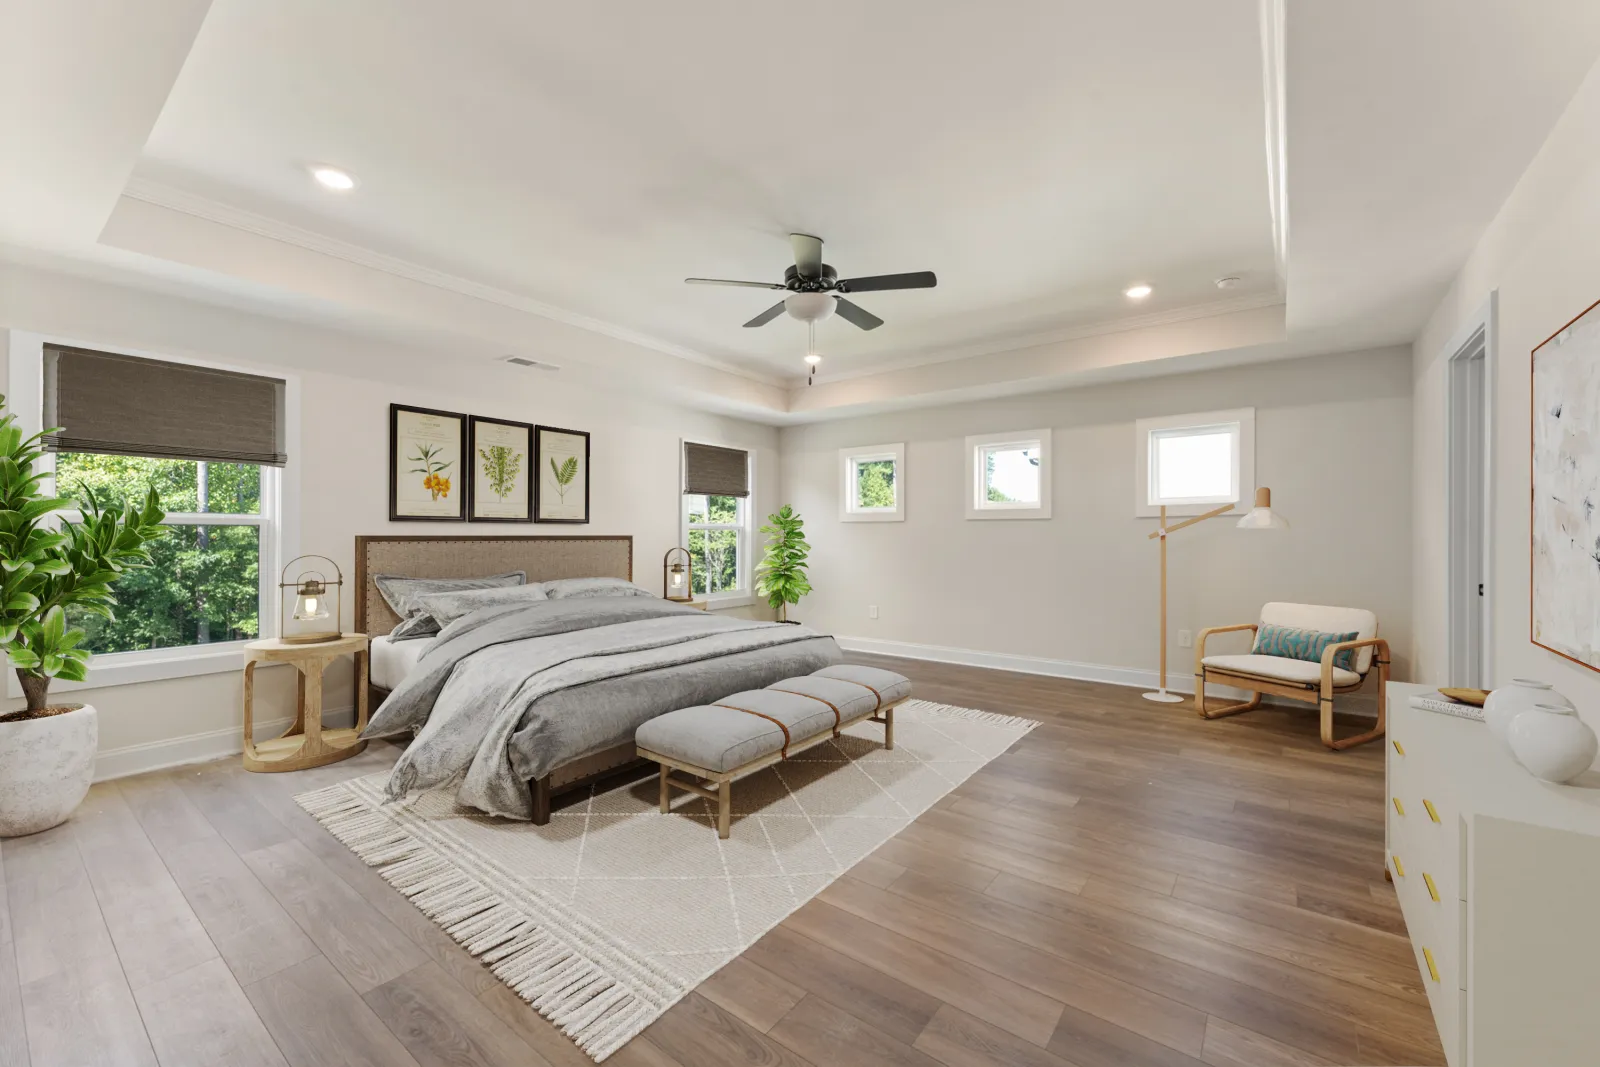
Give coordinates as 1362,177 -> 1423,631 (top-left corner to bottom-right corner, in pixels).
1253,623 -> 1361,672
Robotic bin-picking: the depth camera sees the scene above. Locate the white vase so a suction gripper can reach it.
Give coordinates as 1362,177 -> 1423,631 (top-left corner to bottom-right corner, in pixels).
1507,704 -> 1599,784
0,704 -> 97,837
1484,679 -> 1574,747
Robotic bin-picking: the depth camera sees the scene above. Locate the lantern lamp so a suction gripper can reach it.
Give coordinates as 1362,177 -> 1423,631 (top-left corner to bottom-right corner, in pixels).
279,554 -> 344,644
663,547 -> 693,602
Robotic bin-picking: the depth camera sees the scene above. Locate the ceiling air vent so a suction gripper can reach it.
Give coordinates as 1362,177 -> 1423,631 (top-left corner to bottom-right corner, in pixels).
500,355 -> 560,370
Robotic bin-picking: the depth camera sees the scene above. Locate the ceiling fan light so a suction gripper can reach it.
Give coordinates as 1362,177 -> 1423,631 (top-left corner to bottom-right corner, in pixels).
784,293 -> 837,323
804,353 -> 822,365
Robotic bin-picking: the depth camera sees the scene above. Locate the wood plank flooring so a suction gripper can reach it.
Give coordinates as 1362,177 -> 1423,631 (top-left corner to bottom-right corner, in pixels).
0,656 -> 1443,1066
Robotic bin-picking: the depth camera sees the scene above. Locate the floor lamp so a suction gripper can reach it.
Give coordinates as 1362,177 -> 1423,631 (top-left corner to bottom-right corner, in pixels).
1142,487 -> 1289,703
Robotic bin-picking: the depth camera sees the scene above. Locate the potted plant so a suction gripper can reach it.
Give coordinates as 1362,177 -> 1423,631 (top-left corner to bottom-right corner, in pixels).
754,505 -> 811,623
0,397 -> 164,837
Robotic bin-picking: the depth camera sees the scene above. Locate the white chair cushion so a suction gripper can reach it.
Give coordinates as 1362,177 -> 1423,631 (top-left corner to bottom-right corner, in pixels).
1258,602 -> 1378,674
1202,653 -> 1362,689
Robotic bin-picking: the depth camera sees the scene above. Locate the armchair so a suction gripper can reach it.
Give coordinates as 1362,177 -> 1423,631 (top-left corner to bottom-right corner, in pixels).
1194,602 -> 1390,750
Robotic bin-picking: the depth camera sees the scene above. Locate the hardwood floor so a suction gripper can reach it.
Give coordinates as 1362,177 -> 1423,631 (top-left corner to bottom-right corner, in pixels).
0,656 -> 1443,1066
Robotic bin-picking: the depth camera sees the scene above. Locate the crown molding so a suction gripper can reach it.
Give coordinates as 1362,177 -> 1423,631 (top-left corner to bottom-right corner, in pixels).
803,290 -> 1286,388
120,176 -> 787,388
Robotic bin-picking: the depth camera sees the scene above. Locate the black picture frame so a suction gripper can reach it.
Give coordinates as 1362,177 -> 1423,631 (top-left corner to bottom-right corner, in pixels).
389,403 -> 468,522
534,425 -> 591,524
467,415 -> 535,523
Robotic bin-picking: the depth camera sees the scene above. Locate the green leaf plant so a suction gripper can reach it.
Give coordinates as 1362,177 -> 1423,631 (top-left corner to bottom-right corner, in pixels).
0,396 -> 166,714
754,505 -> 811,623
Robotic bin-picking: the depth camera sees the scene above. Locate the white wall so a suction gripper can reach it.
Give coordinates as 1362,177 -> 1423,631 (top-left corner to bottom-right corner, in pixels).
1414,54 -> 1600,726
0,264 -> 780,777
781,347 -> 1414,707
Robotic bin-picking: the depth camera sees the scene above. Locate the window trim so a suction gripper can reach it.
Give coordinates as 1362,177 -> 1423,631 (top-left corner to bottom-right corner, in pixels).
1134,408 -> 1255,518
839,443 -> 905,522
680,438 -> 753,607
3,329 -> 300,694
965,429 -> 1052,520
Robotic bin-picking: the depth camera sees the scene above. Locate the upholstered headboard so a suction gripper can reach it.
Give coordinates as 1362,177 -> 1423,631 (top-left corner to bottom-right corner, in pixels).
354,535 -> 634,635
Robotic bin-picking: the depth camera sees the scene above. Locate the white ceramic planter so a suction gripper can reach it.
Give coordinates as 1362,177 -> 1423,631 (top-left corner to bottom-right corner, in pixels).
1507,703 -> 1599,784
1484,679 -> 1574,747
0,704 -> 97,837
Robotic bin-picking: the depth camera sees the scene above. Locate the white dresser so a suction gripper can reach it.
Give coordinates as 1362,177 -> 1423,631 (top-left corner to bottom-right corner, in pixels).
1386,682 -> 1600,1066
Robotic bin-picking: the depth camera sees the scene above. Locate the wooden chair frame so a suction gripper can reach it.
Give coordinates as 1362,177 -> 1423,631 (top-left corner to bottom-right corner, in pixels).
1194,624 -> 1391,750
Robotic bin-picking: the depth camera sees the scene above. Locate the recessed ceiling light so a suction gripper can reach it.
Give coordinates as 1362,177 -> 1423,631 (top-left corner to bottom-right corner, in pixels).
310,165 -> 356,191
1124,283 -> 1153,300
1214,275 -> 1242,289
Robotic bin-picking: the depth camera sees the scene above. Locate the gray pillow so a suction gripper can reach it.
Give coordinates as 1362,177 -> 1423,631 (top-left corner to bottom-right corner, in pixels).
414,583 -> 550,628
375,571 -> 526,640
542,577 -> 657,600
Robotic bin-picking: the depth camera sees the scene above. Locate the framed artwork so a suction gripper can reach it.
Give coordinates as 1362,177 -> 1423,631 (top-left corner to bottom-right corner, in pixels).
535,425 -> 590,524
390,403 -> 466,521
1532,296 -> 1600,673
468,416 -> 533,523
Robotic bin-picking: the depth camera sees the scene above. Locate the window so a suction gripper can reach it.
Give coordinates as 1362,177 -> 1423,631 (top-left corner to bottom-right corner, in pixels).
966,429 -> 1052,519
681,440 -> 752,603
840,443 -> 905,522
4,331 -> 292,695
53,455 -> 271,654
1135,408 -> 1254,517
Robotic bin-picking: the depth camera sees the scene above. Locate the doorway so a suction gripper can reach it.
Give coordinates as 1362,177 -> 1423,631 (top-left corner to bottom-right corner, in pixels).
1446,294 -> 1495,688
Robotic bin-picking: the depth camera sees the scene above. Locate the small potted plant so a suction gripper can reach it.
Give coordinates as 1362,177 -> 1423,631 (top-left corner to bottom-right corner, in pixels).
0,397 -> 164,837
755,505 -> 811,623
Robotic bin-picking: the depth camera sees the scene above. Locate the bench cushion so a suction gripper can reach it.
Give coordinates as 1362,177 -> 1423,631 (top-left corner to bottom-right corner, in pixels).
636,689 -> 839,773
810,664 -> 913,705
1203,653 -> 1362,689
636,666 -> 911,774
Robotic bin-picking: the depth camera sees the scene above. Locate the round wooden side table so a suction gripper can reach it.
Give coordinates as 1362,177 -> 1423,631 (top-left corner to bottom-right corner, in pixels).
242,633 -> 370,773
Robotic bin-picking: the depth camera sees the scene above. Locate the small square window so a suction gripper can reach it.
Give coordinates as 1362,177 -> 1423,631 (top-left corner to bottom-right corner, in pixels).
840,444 -> 905,522
966,430 -> 1051,519
1135,409 -> 1254,517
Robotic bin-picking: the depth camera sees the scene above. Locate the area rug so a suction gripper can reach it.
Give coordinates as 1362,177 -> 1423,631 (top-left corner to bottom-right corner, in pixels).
296,700 -> 1035,1060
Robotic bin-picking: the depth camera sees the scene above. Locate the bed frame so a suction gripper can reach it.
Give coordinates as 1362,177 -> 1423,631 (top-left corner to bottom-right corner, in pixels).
354,534 -> 646,823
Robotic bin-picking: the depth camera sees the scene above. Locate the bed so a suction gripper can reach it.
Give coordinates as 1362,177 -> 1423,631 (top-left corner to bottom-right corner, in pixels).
354,534 -> 841,822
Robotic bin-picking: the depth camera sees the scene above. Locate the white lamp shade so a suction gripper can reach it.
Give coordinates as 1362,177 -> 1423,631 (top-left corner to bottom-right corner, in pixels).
1235,486 -> 1288,530
784,293 -> 837,324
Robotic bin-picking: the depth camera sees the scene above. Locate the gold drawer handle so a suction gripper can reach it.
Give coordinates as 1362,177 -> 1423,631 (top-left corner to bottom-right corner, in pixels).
1423,946 -> 1439,982
1392,797 -> 1405,816
1423,872 -> 1439,902
1392,853 -> 1405,878
1423,798 -> 1440,823
1393,740 -> 1406,755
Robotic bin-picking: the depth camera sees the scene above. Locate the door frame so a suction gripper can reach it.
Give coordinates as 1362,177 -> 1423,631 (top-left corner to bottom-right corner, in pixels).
1445,292 -> 1497,688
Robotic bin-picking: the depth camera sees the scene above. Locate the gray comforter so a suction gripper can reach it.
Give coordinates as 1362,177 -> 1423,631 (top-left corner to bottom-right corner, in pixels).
362,598 -> 839,819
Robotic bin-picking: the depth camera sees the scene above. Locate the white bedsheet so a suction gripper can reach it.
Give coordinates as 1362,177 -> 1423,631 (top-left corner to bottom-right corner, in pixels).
371,635 -> 432,690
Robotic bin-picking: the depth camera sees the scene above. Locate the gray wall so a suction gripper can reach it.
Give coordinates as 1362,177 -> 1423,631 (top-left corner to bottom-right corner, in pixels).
781,347 -> 1414,705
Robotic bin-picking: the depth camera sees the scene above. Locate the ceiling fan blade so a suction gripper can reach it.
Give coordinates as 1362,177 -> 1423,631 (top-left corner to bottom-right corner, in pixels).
685,277 -> 785,289
790,233 -> 824,279
834,298 -> 884,331
743,301 -> 788,328
836,271 -> 937,293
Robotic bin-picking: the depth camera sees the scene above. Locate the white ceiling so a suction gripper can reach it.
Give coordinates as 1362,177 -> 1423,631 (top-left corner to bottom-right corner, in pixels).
3,1 -> 1600,422
131,0 -> 1276,382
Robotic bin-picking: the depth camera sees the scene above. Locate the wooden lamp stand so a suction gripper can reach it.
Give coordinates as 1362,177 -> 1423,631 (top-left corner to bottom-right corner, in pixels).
1143,501 -> 1237,703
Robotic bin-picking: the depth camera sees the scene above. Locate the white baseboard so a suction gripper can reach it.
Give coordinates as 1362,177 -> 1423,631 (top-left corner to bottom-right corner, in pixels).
93,705 -> 357,782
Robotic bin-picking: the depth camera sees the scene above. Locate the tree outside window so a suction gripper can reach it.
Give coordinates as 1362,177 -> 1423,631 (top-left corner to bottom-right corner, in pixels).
54,454 -> 265,653
685,494 -> 743,596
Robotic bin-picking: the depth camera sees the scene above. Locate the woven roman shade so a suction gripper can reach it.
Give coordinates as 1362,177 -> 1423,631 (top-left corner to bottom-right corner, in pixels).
42,345 -> 287,467
683,442 -> 749,498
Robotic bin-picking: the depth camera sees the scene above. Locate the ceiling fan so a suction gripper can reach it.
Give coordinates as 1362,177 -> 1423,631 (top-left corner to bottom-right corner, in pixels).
685,233 -> 936,332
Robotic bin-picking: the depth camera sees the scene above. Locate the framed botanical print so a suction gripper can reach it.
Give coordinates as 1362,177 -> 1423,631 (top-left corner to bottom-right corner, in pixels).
534,425 -> 590,524
468,416 -> 533,522
390,403 -> 466,521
